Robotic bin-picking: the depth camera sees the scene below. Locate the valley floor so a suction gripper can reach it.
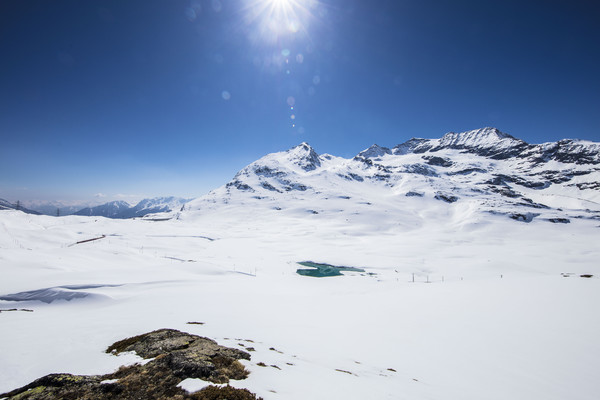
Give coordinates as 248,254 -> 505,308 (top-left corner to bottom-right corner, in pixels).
1,209 -> 599,399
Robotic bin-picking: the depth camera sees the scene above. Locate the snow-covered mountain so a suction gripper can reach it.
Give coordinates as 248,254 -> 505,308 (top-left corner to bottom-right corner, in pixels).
71,197 -> 191,219
1,127 -> 599,400
73,200 -> 132,218
124,196 -> 190,218
183,127 -> 600,225
21,200 -> 89,217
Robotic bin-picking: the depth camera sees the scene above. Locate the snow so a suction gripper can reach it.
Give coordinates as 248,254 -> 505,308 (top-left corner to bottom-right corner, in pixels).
1,131 -> 599,399
178,379 -> 224,393
1,200 -> 599,400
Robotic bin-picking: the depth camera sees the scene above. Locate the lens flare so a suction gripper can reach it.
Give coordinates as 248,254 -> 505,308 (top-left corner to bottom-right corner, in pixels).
242,0 -> 319,44
242,0 -> 321,133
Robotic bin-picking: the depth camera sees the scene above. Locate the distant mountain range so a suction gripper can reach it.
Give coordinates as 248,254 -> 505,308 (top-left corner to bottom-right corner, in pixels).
182,127 -> 600,225
4,127 -> 599,224
23,202 -> 88,217
1,197 -> 191,219
0,199 -> 40,215
72,197 -> 191,219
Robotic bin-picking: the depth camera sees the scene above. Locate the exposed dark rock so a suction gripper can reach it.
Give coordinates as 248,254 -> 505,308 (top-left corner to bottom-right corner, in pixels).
518,198 -> 550,209
1,329 -> 260,400
532,169 -> 594,184
548,218 -> 570,224
376,165 -> 394,174
447,167 -> 487,175
108,329 -> 196,357
226,180 -> 254,192
422,156 -> 453,167
353,156 -> 374,166
253,165 -> 286,178
527,140 -> 600,165
405,164 -> 438,177
347,173 -> 364,182
509,213 -> 539,223
370,173 -> 391,181
405,191 -> 424,197
107,329 -> 250,382
572,182 -> 600,190
260,181 -> 281,192
434,193 -> 458,203
485,174 -> 549,189
488,185 -> 522,198
281,180 -> 309,191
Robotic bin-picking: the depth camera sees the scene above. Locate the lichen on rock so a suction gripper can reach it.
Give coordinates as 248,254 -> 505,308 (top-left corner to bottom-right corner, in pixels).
1,329 -> 261,400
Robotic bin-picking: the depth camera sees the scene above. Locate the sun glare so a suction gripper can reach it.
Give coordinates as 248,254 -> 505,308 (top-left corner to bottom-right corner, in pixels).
243,0 -> 318,44
270,0 -> 291,6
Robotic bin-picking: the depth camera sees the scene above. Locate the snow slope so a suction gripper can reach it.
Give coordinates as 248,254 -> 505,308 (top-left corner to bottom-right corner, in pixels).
1,128 -> 599,400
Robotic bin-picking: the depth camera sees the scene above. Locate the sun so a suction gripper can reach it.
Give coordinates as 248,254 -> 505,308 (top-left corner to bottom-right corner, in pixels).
243,0 -> 318,44
269,0 -> 292,6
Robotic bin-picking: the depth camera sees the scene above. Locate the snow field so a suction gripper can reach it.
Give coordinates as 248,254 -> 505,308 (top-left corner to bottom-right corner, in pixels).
1,208 -> 599,399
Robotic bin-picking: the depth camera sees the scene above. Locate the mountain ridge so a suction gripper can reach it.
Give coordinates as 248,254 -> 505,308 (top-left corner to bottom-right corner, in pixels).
0,199 -> 40,215
182,127 -> 600,226
1,197 -> 192,219
73,197 -> 191,219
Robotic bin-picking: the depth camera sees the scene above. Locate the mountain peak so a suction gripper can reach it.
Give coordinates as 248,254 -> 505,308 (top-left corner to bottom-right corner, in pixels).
431,127 -> 529,159
357,144 -> 392,159
287,142 -> 321,171
289,142 -> 315,153
440,127 -> 520,146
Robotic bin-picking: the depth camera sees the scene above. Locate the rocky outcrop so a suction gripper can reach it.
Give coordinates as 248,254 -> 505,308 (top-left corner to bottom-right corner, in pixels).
287,142 -> 321,171
0,329 -> 261,400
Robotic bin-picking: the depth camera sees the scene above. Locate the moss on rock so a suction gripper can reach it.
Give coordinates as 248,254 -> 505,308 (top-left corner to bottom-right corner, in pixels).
1,329 -> 262,400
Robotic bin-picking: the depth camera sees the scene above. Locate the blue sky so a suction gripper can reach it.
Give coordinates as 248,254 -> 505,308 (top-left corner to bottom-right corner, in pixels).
1,0 -> 599,204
